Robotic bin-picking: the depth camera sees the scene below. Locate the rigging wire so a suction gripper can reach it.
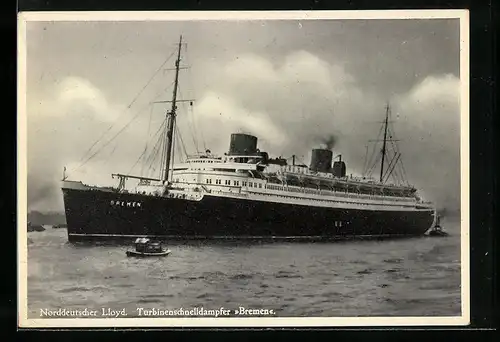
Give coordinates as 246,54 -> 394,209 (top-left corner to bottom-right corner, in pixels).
174,130 -> 181,164
128,119 -> 166,177
366,152 -> 382,179
75,50 -> 176,166
168,117 -> 177,182
393,156 -> 405,185
381,126 -> 396,184
148,147 -> 161,179
387,138 -> 402,185
127,146 -> 150,177
391,124 -> 410,185
145,126 -> 165,179
381,106 -> 407,185
382,144 -> 399,184
175,121 -> 188,161
72,79 -> 176,174
150,135 -> 164,178
140,103 -> 155,175
362,144 -> 369,177
366,142 -> 382,178
185,40 -> 207,151
392,150 -> 404,185
178,86 -> 199,153
183,41 -> 207,152
102,141 -> 118,167
364,121 -> 385,177
159,116 -> 169,180
73,104 -> 150,172
387,121 -> 409,185
138,80 -> 175,176
363,104 -> 410,187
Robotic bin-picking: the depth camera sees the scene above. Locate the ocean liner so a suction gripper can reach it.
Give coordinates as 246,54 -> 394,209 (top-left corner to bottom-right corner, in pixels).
61,36 -> 436,242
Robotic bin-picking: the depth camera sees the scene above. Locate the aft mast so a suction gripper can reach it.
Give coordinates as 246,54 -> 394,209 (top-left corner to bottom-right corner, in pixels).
379,103 -> 390,183
163,35 -> 183,185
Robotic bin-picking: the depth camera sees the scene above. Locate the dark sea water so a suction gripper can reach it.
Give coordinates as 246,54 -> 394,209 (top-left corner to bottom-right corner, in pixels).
27,217 -> 462,318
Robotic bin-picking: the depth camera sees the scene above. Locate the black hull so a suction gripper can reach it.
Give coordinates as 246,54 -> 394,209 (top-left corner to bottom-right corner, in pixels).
62,188 -> 434,243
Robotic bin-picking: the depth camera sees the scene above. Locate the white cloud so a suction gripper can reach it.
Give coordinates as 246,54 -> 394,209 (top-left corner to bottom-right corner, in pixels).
406,74 -> 460,105
192,50 -> 383,165
392,74 -> 461,209
188,91 -> 288,151
26,76 -> 160,211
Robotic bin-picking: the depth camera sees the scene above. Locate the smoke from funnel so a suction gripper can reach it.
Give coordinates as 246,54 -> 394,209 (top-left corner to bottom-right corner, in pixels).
320,135 -> 337,150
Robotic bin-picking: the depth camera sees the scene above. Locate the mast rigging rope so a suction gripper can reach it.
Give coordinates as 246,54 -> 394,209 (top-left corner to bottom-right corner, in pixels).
75,50 -> 176,167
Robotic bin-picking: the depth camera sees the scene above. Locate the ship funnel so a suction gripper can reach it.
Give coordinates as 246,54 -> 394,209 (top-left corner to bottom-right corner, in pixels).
310,149 -> 333,173
228,133 -> 258,156
332,160 -> 346,178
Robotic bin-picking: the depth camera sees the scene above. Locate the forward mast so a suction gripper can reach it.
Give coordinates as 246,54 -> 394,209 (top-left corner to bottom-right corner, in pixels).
163,35 -> 183,185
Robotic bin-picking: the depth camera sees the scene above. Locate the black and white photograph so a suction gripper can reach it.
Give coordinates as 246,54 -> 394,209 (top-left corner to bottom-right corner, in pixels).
18,10 -> 469,327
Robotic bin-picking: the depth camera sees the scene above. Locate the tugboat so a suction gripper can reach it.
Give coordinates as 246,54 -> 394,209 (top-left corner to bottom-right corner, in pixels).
126,238 -> 171,257
428,214 -> 448,237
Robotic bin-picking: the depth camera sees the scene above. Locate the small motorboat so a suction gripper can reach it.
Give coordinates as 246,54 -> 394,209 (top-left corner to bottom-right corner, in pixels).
126,238 -> 171,257
53,223 -> 67,229
428,215 -> 449,237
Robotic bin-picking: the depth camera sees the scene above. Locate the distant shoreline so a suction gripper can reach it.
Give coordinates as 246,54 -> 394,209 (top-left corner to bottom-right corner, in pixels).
27,210 -> 66,226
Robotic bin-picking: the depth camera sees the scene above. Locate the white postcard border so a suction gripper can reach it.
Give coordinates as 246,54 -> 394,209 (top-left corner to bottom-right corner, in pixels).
17,9 -> 470,328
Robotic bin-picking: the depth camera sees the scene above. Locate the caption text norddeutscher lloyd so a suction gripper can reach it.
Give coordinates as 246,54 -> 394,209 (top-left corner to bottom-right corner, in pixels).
39,307 -> 276,318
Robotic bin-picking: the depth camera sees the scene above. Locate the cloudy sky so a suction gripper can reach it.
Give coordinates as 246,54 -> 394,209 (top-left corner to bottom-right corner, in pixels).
25,17 -> 462,212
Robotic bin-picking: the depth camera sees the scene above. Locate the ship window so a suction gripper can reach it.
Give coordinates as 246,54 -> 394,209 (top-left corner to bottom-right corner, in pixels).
249,183 -> 253,187
259,184 -> 262,188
